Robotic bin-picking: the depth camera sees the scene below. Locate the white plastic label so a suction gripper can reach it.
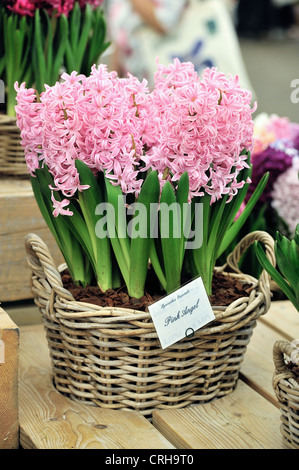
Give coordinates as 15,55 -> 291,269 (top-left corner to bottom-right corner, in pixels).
148,277 -> 215,349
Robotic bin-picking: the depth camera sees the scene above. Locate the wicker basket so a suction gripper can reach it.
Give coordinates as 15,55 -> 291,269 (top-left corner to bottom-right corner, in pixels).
25,230 -> 274,417
273,340 -> 299,449
0,114 -> 27,176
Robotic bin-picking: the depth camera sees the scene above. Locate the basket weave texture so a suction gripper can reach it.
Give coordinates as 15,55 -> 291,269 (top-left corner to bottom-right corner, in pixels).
273,340 -> 299,449
25,231 -> 274,417
0,114 -> 27,176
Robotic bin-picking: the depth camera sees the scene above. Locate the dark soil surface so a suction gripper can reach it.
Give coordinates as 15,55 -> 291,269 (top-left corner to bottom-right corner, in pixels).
61,270 -> 253,311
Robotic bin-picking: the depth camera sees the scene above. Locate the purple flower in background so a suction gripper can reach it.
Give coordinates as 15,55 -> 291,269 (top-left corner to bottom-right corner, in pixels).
293,132 -> 299,152
271,158 -> 299,235
245,147 -> 293,204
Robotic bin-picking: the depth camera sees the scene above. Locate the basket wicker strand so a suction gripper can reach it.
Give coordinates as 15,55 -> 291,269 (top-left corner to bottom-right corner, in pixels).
273,340 -> 299,449
25,230 -> 275,417
0,114 -> 28,176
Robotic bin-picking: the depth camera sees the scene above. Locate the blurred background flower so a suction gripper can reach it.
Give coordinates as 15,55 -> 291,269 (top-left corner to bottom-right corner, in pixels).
219,112 -> 299,280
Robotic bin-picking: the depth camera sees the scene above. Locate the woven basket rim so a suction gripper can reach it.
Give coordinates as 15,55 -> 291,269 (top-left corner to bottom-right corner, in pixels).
25,230 -> 275,333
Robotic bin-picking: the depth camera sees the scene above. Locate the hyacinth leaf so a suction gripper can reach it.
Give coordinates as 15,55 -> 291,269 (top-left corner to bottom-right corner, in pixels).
33,10 -> 68,91
51,14 -> 69,85
15,15 -> 32,84
104,178 -> 130,288
82,9 -> 110,72
176,171 -> 189,270
65,3 -> 92,73
159,180 -> 181,294
254,241 -> 299,311
65,3 -> 109,76
91,10 -> 109,58
34,168 -> 90,282
35,164 -> 94,285
275,233 -> 299,291
104,178 -> 130,266
75,160 -> 113,292
39,164 -> 96,277
128,170 -> 160,298
212,151 -> 252,255
188,193 -> 213,295
33,9 -> 46,92
215,151 -> 252,241
31,173 -> 64,255
64,2 -> 80,72
207,193 -> 229,260
70,1 -> 81,51
217,171 -> 269,258
77,4 -> 92,63
31,171 -> 90,285
149,242 -> 167,291
41,11 -> 54,84
3,12 -> 33,116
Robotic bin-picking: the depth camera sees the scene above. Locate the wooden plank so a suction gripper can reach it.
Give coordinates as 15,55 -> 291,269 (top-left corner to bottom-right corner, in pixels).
19,324 -> 174,449
240,300 -> 299,407
240,320 -> 284,407
260,300 -> 299,342
0,176 -> 64,302
0,308 -> 19,449
152,380 -> 284,449
3,301 -> 41,327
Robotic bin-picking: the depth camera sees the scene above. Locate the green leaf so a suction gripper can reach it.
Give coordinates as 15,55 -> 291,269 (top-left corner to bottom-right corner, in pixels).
39,167 -> 95,273
128,170 -> 160,298
218,172 -> 269,257
294,223 -> 299,246
176,171 -> 189,269
51,14 -> 68,85
33,9 -> 46,92
149,241 -> 167,292
215,155 -> 252,246
70,1 -> 81,51
159,180 -> 181,293
275,233 -> 299,292
255,241 -> 298,311
32,171 -> 90,285
83,9 -> 110,70
104,177 -> 131,271
75,160 -> 112,292
188,194 -> 213,294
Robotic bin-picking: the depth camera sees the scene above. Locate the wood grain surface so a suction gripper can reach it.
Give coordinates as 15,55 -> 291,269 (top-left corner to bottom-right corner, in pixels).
19,325 -> 174,450
0,308 -> 19,449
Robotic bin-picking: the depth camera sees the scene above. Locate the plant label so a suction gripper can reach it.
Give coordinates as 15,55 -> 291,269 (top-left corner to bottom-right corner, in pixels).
148,277 -> 215,349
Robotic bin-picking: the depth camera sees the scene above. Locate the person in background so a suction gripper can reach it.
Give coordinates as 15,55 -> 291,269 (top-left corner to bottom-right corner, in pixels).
106,0 -> 187,81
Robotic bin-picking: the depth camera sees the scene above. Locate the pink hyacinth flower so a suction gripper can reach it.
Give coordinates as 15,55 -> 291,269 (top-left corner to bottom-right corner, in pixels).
51,191 -> 73,217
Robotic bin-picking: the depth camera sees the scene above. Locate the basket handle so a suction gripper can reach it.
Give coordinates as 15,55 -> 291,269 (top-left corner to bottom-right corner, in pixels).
225,230 -> 275,277
25,232 -> 74,300
273,340 -> 298,374
225,230 -> 275,306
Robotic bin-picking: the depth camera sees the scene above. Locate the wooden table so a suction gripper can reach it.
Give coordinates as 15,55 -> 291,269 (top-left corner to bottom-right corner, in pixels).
18,300 -> 298,450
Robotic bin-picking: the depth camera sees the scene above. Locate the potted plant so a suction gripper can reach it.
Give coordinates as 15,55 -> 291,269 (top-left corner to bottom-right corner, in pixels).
255,224 -> 299,449
0,0 -> 108,175
17,59 -> 274,416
